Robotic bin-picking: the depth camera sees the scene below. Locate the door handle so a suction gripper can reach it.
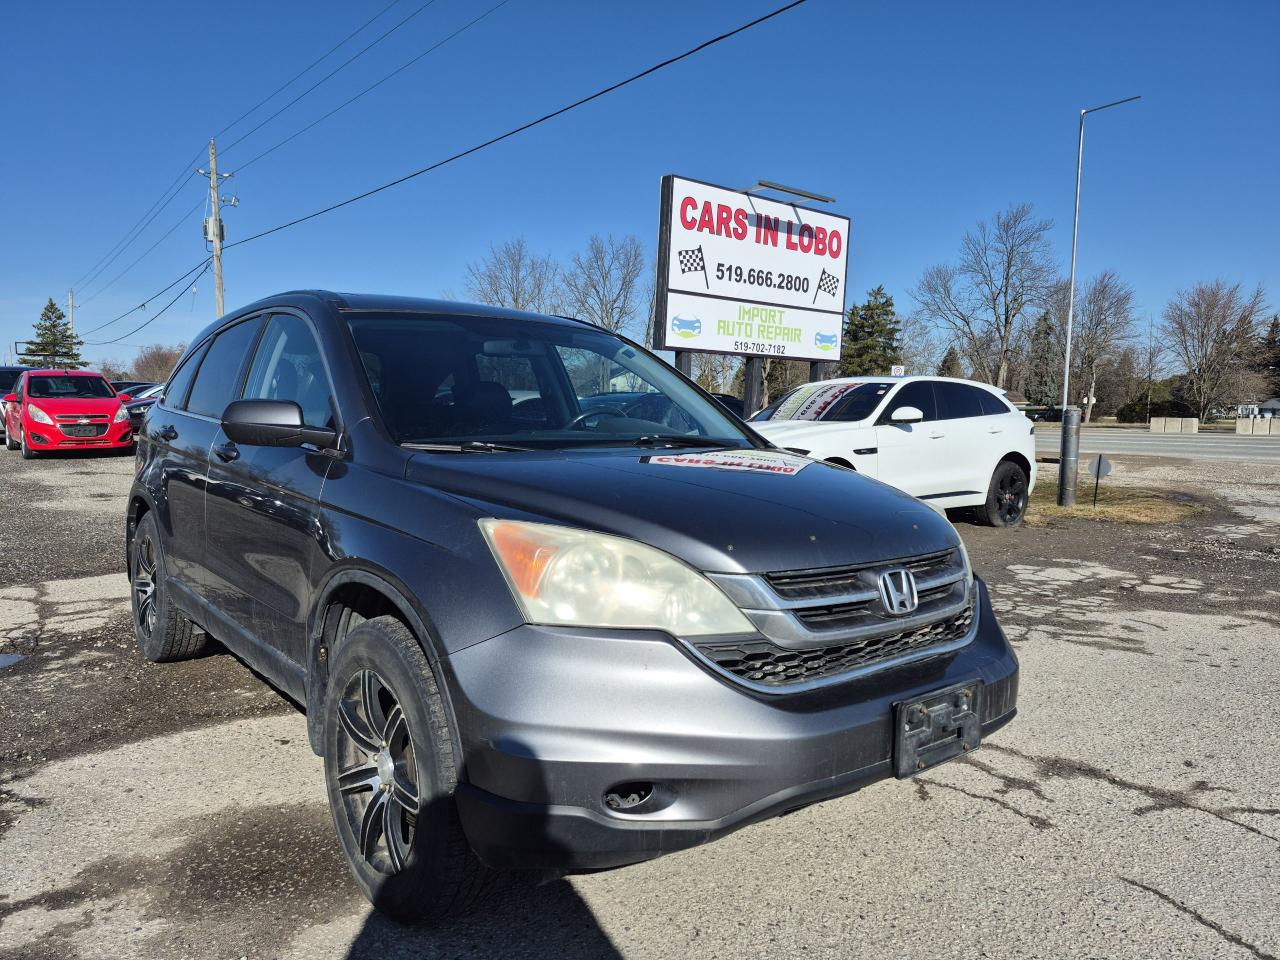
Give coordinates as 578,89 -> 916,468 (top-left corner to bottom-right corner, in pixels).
929,432 -> 945,440
157,424 -> 178,441
214,441 -> 240,463
988,428 -> 1003,435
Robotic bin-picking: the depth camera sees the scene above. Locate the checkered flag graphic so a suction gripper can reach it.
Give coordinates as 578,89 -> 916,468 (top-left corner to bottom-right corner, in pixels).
677,245 -> 709,289
813,268 -> 840,304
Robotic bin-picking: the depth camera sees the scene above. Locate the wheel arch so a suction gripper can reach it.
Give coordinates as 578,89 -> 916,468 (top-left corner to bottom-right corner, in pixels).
305,564 -> 456,757
997,450 -> 1032,480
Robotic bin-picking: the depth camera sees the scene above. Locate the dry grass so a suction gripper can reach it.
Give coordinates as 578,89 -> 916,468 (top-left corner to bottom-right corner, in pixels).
1026,474 -> 1205,526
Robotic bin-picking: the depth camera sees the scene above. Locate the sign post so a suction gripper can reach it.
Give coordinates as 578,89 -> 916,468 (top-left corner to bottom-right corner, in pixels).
1087,455 -> 1112,507
655,175 -> 851,414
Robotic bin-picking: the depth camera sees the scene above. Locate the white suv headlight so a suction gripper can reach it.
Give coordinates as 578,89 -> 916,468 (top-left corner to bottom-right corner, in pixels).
113,404 -> 129,423
479,519 -> 752,637
27,403 -> 53,425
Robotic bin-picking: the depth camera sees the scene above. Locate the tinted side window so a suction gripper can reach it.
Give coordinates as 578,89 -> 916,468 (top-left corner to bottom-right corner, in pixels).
977,388 -> 1012,416
185,317 -> 264,418
163,342 -> 209,411
935,382 -> 984,420
242,314 -> 333,428
882,381 -> 937,422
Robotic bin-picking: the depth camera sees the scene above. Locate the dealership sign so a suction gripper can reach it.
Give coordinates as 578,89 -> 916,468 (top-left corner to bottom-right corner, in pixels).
655,175 -> 850,362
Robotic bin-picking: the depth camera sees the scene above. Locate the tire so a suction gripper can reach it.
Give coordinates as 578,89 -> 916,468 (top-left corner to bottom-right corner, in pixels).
19,432 -> 37,459
130,511 -> 207,661
322,615 -> 503,923
4,431 -> 16,451
979,460 -> 1029,528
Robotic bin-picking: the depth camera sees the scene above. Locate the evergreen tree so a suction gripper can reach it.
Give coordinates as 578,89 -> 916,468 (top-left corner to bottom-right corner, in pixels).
936,346 -> 965,378
1023,310 -> 1062,404
1259,314 -> 1280,397
22,298 -> 85,368
838,286 -> 901,376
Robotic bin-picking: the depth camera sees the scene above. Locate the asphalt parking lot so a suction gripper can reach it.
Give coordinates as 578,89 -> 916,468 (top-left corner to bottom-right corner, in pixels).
2,451 -> 1279,960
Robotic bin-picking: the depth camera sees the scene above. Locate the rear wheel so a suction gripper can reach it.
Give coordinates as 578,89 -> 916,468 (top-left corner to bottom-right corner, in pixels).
979,460 -> 1029,527
4,429 -> 16,451
130,511 -> 207,661
323,616 -> 503,923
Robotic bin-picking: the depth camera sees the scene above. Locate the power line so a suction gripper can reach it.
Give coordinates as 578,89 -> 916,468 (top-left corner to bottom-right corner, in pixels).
227,0 -> 808,251
235,0 -> 514,175
87,261 -> 213,346
68,2 -> 407,295
79,197 -> 206,305
76,1 -> 807,340
221,0 -> 445,156
211,0 -> 406,142
79,257 -> 211,337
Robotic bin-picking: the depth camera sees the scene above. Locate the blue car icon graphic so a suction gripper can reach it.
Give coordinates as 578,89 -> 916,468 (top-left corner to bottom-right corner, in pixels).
671,316 -> 702,339
814,332 -> 838,351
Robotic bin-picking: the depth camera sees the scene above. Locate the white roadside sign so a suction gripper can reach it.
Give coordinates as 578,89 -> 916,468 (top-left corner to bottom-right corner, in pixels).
656,175 -> 851,362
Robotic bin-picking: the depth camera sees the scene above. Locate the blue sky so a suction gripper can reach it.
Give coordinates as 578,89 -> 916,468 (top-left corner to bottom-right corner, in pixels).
1,0 -> 1277,367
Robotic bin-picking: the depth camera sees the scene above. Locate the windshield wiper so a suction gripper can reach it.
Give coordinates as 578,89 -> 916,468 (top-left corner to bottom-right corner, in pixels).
629,435 -> 743,449
403,441 -> 535,453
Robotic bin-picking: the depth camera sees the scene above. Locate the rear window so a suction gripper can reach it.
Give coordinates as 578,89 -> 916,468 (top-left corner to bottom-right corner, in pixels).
26,375 -> 114,399
0,370 -> 20,392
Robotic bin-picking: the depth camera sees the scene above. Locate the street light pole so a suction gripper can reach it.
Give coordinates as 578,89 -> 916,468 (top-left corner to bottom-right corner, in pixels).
1057,94 -> 1141,506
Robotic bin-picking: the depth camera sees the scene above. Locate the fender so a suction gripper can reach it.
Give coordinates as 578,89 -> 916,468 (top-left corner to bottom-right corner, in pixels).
305,563 -> 464,759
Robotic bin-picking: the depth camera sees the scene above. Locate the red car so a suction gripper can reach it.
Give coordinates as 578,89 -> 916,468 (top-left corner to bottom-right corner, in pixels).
3,369 -> 135,459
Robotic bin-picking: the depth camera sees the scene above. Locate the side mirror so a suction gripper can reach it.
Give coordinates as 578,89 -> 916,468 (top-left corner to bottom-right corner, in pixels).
116,393 -> 132,404
2,393 -> 16,404
221,399 -> 337,449
890,405 -> 924,424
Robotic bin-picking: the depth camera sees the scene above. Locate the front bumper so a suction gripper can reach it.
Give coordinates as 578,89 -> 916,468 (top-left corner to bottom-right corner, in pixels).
23,419 -> 133,450
445,577 -> 1018,871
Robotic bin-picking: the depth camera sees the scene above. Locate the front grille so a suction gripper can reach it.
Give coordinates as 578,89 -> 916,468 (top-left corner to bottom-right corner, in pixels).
764,548 -> 956,601
55,413 -> 109,422
695,603 -> 974,687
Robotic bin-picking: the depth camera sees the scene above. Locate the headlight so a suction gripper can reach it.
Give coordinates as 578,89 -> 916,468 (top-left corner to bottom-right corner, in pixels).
113,405 -> 129,423
479,519 -> 752,636
955,534 -> 976,591
27,404 -> 53,425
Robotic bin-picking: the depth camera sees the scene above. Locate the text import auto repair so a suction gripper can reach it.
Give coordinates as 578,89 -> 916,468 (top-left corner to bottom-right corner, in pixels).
658,175 -> 851,362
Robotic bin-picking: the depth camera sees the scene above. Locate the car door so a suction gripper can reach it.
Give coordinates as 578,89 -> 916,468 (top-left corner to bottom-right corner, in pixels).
145,339 -> 221,586
930,381 -> 989,496
203,311 -> 338,666
872,380 -> 943,495
171,315 -> 267,599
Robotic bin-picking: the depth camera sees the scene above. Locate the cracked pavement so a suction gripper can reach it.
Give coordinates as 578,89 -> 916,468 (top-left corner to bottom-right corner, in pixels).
0,452 -> 1277,959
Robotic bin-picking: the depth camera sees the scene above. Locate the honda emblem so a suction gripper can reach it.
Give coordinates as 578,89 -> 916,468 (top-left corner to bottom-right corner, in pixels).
878,568 -> 919,615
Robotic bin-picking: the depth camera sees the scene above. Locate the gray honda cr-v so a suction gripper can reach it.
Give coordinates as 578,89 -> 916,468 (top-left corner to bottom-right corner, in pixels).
127,291 -> 1018,922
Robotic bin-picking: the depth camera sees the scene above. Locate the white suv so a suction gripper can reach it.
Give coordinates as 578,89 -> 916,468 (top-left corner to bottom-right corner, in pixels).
751,376 -> 1036,526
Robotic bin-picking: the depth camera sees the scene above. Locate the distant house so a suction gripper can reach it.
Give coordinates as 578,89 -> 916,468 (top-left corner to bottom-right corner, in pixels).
1261,398 -> 1280,418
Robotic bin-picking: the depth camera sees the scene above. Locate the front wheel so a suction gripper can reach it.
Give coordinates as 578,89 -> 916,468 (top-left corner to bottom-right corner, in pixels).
322,616 -> 503,923
979,460 -> 1029,527
19,432 -> 37,459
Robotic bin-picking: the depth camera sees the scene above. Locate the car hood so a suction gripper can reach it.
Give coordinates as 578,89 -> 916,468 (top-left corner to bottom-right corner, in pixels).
405,446 -> 956,575
752,418 -> 874,444
25,395 -> 122,415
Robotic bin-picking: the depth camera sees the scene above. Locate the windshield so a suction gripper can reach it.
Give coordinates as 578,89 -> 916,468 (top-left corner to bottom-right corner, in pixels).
26,375 -> 115,399
752,381 -> 893,422
346,313 -> 756,450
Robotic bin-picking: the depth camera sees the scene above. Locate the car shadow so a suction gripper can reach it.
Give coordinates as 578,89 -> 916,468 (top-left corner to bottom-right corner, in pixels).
343,876 -> 622,959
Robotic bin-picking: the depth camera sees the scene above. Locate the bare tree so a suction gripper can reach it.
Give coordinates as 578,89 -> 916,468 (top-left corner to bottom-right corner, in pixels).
1162,280 -> 1269,419
1045,270 -> 1136,421
912,203 -> 1055,388
464,238 -> 563,314
563,235 -> 647,336
131,343 -> 187,383
95,357 -> 134,381
898,309 -> 946,376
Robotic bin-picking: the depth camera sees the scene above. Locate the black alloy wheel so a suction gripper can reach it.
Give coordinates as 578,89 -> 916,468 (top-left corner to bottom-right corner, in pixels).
980,460 -> 1029,527
333,668 -> 422,875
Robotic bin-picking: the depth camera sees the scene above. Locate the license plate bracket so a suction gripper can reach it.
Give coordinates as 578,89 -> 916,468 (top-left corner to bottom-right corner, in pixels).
893,680 -> 982,778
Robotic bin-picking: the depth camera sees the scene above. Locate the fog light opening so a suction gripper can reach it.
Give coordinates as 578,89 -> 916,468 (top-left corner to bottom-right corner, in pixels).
604,782 -> 654,811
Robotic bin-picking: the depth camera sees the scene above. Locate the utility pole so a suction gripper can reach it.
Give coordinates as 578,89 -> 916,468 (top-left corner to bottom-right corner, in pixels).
67,288 -> 75,334
207,138 -> 225,316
